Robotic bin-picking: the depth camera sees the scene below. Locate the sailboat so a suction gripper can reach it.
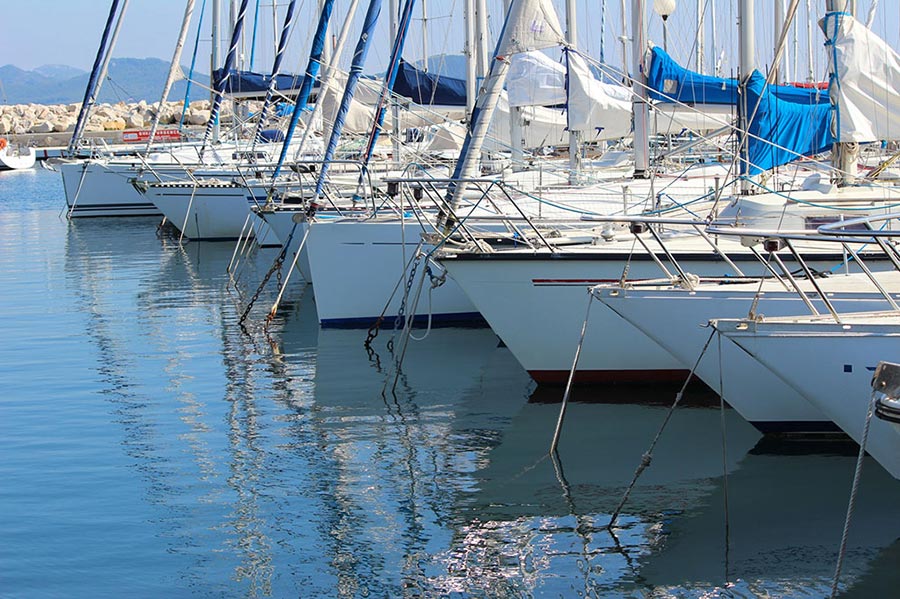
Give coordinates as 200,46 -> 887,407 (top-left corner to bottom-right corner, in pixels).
437,0 -> 900,385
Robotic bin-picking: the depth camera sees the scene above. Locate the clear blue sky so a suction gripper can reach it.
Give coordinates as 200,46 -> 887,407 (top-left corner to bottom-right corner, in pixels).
3,0 -> 898,82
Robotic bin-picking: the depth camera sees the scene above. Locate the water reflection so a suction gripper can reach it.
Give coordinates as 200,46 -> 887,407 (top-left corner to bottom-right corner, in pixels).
0,182 -> 878,597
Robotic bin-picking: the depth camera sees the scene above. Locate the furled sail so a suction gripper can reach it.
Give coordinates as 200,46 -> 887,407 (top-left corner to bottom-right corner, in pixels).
824,12 -> 900,143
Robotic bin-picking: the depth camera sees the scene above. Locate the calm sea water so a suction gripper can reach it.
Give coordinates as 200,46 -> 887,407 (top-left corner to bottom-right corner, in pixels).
1,167 -> 899,598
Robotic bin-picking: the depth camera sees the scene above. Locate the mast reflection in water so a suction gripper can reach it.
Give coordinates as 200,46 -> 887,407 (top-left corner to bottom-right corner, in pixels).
1,169 -> 899,597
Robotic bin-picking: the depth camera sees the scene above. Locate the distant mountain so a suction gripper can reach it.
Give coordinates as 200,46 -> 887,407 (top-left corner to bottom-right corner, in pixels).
0,58 -> 210,105
33,64 -> 87,81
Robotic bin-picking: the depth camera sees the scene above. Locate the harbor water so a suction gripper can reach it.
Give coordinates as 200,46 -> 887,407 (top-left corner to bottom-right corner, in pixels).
2,168 -> 899,597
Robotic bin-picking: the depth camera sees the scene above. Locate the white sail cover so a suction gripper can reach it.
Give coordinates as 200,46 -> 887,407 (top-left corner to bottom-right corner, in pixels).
826,13 -> 900,142
566,51 -> 632,140
496,0 -> 565,57
507,51 -> 566,107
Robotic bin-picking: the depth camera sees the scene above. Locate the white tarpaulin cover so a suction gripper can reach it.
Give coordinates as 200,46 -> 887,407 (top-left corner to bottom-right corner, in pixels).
566,51 -> 632,140
825,13 -> 900,142
507,51 -> 566,107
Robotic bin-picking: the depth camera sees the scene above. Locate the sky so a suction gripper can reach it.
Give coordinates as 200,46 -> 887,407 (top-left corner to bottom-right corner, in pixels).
3,1 -> 899,82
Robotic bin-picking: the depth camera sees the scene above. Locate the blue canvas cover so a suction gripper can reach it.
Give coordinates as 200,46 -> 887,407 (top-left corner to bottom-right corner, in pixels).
213,69 -> 303,95
744,71 -> 834,175
393,60 -> 468,106
647,46 -> 738,104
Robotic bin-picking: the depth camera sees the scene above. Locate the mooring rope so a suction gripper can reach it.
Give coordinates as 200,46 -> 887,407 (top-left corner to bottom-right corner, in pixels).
830,392 -> 879,598
607,328 -> 717,530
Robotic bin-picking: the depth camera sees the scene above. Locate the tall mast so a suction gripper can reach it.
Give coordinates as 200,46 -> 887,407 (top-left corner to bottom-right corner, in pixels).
738,0 -> 755,193
250,0 -> 298,149
270,0 -> 337,181
422,0 -> 429,72
710,0 -> 718,75
211,0 -> 221,143
566,0 -> 581,182
68,0 -> 130,155
390,0 -> 401,166
355,0 -> 418,197
147,0 -> 196,153
774,0 -> 784,83
620,0 -> 628,78
696,0 -> 704,74
826,0 -> 858,185
201,0 -> 251,154
464,0 -> 476,119
631,0 -> 649,178
475,0 -> 489,79
313,0 -> 384,198
505,0 -> 524,170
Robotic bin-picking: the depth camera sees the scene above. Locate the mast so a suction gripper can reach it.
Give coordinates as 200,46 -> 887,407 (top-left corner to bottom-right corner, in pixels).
422,0 -> 429,72
774,0 -> 784,83
270,0 -> 336,181
737,0 -> 755,193
313,0 -> 384,198
631,0 -> 649,178
211,0 -> 221,143
390,0 -> 401,167
354,0 -> 418,199
294,0 -> 360,158
250,0 -> 299,148
710,0 -> 718,75
566,0 -> 581,182
445,0 -> 565,213
806,0 -> 813,82
620,0 -> 628,79
201,0 -> 251,154
146,0 -> 196,153
68,0 -> 130,155
696,0 -> 704,74
464,0 -> 476,119
506,0 -> 524,170
826,0 -> 858,185
179,0 -> 208,131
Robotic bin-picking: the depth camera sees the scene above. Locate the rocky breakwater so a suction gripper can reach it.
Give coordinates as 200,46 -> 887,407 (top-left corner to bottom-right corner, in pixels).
0,100 -> 218,147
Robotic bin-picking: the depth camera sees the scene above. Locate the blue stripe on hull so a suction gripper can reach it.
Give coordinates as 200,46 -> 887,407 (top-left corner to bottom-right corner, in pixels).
320,311 -> 487,329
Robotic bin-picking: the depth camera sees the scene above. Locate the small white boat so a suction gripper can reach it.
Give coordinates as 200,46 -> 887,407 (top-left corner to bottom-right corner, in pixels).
0,141 -> 36,171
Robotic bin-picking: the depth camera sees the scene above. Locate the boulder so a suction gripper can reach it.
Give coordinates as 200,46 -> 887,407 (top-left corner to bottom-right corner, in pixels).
0,118 -> 11,135
188,110 -> 210,126
125,112 -> 145,129
52,120 -> 71,133
30,121 -> 55,134
102,118 -> 126,131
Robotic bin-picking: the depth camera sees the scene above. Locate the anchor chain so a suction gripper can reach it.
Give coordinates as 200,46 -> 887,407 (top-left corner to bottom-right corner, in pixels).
387,254 -> 422,353
238,227 -> 297,330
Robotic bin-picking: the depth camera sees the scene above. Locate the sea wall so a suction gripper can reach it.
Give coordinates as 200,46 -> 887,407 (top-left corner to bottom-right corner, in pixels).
0,100 -> 250,147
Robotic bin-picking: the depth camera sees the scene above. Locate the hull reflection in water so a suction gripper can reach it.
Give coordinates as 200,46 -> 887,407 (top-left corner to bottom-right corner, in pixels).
3,168 -> 893,597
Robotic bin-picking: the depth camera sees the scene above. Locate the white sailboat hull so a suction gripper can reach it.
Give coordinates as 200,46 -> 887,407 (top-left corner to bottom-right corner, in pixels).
305,218 -> 481,326
596,285 -> 900,433
144,182 -> 275,242
717,317 -> 900,479
440,248 -> 883,384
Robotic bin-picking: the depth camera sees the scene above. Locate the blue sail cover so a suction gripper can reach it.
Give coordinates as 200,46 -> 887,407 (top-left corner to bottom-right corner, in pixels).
647,47 -> 834,173
393,60 -> 467,106
213,69 -> 303,95
744,71 -> 834,175
647,46 -> 738,104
